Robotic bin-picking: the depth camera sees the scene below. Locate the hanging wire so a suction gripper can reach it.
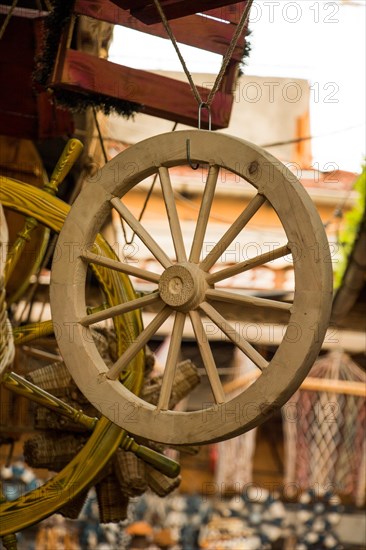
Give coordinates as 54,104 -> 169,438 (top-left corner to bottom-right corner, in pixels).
152,0 -> 253,108
92,105 -> 179,246
92,106 -> 108,164
120,121 -> 179,245
76,123 -> 365,151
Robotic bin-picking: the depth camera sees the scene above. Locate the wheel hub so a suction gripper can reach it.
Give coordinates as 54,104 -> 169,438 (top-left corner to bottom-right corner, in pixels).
158,262 -> 207,312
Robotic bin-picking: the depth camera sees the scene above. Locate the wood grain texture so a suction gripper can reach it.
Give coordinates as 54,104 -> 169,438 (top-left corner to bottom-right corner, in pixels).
0,179 -> 144,532
51,49 -> 233,129
114,0 -> 245,24
51,130 -> 333,445
74,0 -> 246,59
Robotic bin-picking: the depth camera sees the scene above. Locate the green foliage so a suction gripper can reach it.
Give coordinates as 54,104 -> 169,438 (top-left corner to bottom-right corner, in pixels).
334,164 -> 366,289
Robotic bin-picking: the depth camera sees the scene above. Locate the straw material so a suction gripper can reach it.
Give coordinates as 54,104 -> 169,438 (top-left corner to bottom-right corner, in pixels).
283,350 -> 366,505
33,401 -> 90,432
24,432 -> 87,471
0,205 -> 14,375
59,489 -> 89,519
0,280 -> 14,376
114,450 -> 147,497
141,359 -> 199,408
26,362 -> 73,394
145,464 -> 181,497
96,473 -> 129,523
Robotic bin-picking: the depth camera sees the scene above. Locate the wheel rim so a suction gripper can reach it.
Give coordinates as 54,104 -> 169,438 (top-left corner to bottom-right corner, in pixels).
51,130 -> 333,445
0,178 -> 144,533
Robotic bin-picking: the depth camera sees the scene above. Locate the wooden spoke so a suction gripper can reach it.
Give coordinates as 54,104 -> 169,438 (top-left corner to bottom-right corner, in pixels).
111,196 -> 172,268
81,250 -> 161,283
189,164 -> 219,263
207,243 -> 290,284
107,306 -> 172,380
79,292 -> 162,327
199,193 -> 266,271
189,310 -> 226,404
159,167 -> 187,262
156,311 -> 186,411
199,301 -> 268,372
50,129 -> 333,446
206,289 -> 292,312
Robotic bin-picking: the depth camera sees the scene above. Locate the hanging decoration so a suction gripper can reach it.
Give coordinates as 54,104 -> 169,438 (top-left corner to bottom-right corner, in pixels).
214,350 -> 258,492
283,350 -> 366,506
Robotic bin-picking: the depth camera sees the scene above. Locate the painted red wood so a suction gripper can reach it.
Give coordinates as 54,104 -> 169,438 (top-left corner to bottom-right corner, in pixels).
51,49 -> 233,129
74,0 -> 245,60
110,0 -> 244,24
204,2 -> 248,24
0,16 -> 73,139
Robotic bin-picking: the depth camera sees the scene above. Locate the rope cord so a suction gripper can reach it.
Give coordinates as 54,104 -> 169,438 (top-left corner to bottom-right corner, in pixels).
92,106 -> 108,164
92,105 -> 179,246
153,0 -> 253,108
206,0 -> 253,105
0,283 -> 14,374
152,0 -> 202,105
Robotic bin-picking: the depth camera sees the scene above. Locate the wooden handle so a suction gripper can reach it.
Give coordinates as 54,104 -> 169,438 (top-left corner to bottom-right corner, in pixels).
134,444 -> 181,478
45,138 -> 83,195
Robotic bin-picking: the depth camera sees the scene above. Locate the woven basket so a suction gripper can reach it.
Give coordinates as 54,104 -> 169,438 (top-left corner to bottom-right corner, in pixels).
96,473 -> 129,523
24,432 -> 87,471
145,464 -> 181,497
26,362 -> 73,394
114,450 -> 147,497
59,489 -> 89,519
141,359 -> 200,407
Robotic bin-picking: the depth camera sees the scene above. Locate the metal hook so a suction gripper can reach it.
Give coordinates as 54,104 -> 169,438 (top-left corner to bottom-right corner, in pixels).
198,102 -> 212,131
186,139 -> 199,170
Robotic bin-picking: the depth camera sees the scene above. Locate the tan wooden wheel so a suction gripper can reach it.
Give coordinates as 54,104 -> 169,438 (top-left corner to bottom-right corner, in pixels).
51,130 -> 333,445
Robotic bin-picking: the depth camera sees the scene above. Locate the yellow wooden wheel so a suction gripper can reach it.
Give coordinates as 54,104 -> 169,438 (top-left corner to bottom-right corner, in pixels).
0,137 -> 50,305
51,130 -> 333,446
0,174 -> 145,536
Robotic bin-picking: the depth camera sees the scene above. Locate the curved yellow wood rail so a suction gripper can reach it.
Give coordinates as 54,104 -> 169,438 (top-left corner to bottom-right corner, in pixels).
0,176 -> 144,534
0,176 -> 144,360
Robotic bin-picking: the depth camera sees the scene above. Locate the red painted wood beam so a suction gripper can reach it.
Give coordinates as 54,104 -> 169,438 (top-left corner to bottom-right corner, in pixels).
74,0 -> 245,60
110,0 -> 244,24
51,49 -> 234,129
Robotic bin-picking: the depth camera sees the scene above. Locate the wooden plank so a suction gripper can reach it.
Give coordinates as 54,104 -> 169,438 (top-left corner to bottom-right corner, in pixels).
224,371 -> 366,398
0,112 -> 38,140
51,49 -> 233,129
0,16 -> 73,139
204,2 -> 248,24
111,0 -> 244,24
33,19 -> 75,138
0,5 -> 48,18
0,16 -> 37,117
37,92 -> 74,139
74,0 -> 245,60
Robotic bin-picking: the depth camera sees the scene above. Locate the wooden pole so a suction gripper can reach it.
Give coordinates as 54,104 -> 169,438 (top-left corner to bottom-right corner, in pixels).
224,371 -> 366,397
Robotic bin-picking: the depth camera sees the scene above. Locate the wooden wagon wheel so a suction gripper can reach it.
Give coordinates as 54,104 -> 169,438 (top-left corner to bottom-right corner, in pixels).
0,176 -> 148,538
51,130 -> 333,446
